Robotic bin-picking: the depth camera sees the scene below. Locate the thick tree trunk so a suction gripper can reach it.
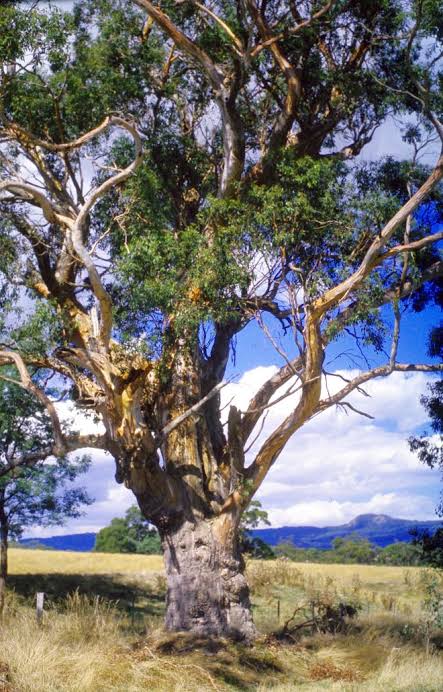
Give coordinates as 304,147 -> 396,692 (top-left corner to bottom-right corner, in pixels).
161,517 -> 256,641
0,521 -> 8,614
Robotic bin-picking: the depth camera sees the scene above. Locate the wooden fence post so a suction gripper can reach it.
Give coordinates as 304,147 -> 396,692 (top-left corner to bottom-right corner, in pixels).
36,592 -> 45,625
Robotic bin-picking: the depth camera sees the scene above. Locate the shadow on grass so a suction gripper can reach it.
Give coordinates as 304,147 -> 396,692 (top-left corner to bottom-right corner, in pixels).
136,631 -> 287,690
8,573 -> 165,618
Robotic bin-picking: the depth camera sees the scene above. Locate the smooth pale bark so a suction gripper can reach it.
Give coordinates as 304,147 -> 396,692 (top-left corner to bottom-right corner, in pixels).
160,517 -> 256,641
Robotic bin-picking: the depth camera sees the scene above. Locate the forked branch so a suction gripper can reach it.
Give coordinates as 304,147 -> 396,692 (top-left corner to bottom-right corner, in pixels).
314,147 -> 443,316
133,0 -> 245,197
0,350 -> 65,454
316,362 -> 443,415
1,116 -> 143,350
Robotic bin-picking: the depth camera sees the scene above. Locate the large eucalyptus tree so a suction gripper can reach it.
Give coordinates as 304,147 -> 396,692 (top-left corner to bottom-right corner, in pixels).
0,0 -> 442,639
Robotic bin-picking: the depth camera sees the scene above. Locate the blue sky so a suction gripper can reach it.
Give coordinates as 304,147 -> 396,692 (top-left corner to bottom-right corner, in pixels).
228,305 -> 441,378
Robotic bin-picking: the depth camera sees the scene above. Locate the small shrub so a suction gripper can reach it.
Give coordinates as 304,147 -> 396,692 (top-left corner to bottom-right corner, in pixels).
278,597 -> 360,640
247,560 -> 304,593
154,575 -> 167,595
60,590 -> 120,642
380,594 -> 396,612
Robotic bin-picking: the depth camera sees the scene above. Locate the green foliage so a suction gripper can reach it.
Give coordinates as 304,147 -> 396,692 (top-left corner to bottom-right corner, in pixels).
240,500 -> 274,558
409,323 -> 442,512
376,541 -> 422,566
94,505 -> 161,554
412,528 -> 443,569
0,375 -> 93,541
241,500 -> 271,531
275,535 -> 422,566
0,0 -> 440,372
2,2 -> 163,140
0,456 -> 93,542
9,301 -> 64,358
331,535 -> 378,564
0,368 -> 51,458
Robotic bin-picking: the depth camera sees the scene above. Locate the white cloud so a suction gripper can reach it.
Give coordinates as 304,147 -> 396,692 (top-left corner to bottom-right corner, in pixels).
267,493 -> 436,528
24,366 -> 440,537
222,367 -> 440,527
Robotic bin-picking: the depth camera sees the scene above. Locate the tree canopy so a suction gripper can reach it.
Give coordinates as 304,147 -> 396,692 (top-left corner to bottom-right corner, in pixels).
94,505 -> 161,553
0,372 -> 92,609
0,372 -> 93,538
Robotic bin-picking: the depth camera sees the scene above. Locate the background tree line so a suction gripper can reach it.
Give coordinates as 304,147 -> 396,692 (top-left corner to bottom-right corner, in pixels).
94,501 -> 436,567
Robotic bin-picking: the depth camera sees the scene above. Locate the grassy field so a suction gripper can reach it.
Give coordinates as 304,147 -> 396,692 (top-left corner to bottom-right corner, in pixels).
1,549 -> 442,691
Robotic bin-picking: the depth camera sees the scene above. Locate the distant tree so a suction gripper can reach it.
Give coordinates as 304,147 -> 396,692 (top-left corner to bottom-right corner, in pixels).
276,536 -> 422,565
409,323 -> 442,565
411,528 -> 443,569
0,372 -> 93,612
274,542 -> 324,562
331,535 -> 378,564
9,541 -> 54,551
376,541 -> 421,566
94,517 -> 136,553
94,505 -> 161,554
238,500 -> 274,558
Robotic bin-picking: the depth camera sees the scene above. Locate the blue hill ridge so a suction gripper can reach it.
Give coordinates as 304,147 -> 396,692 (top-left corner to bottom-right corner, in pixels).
19,514 -> 441,552
250,513 -> 441,549
20,533 -> 97,552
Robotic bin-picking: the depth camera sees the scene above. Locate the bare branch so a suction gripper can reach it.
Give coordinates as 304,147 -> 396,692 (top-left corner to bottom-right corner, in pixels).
240,250 -> 443,452
250,1 -> 335,56
133,1 -> 245,197
157,380 -> 229,443
0,180 -> 63,224
193,2 -> 244,55
69,117 -> 143,348
241,354 -> 304,444
381,230 -> 443,259
247,0 -> 301,179
0,432 -> 108,478
5,114 -> 132,154
314,147 -> 443,317
317,362 -> 443,414
243,313 -> 324,496
337,401 -> 375,420
0,351 -> 65,454
244,410 -> 269,454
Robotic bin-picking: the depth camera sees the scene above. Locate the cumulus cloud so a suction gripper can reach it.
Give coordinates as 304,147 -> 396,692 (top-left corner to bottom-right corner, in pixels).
221,367 -> 440,527
24,366 -> 440,537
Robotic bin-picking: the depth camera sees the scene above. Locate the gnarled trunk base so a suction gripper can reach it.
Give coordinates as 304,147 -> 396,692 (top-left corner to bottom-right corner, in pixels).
162,518 -> 256,641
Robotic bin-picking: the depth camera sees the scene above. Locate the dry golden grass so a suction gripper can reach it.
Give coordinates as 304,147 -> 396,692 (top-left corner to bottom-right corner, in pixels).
258,650 -> 443,692
9,548 -> 164,575
1,550 -> 442,691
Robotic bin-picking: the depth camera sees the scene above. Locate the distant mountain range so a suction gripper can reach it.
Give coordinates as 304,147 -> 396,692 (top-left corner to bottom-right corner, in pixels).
251,513 -> 442,549
21,533 -> 97,552
20,514 -> 442,552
